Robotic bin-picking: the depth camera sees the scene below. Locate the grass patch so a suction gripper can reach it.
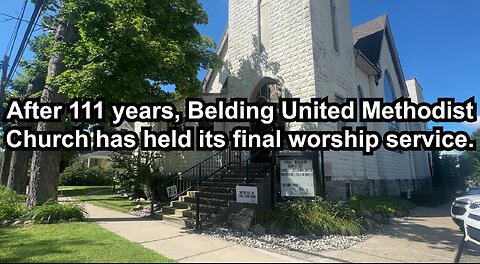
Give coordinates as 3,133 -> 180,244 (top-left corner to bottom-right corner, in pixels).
58,186 -> 113,197
59,186 -> 149,213
0,222 -> 173,263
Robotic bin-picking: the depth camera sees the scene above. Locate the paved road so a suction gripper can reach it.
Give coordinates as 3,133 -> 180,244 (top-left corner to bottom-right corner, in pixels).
282,204 -> 480,263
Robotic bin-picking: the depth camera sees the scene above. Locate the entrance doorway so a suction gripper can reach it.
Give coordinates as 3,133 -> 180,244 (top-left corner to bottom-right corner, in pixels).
250,80 -> 282,163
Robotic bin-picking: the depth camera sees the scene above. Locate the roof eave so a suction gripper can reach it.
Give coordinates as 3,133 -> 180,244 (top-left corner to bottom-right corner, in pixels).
354,48 -> 381,76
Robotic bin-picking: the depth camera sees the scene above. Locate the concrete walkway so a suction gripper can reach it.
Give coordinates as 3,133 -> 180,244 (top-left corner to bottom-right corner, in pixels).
285,204 -> 472,263
84,202 -> 480,263
84,203 -> 301,263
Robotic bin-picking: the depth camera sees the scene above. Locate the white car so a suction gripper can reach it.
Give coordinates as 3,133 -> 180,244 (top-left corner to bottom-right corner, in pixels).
464,203 -> 480,246
452,194 -> 480,229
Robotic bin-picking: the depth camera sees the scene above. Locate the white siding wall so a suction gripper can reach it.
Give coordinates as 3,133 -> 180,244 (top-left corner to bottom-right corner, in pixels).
375,34 -> 416,181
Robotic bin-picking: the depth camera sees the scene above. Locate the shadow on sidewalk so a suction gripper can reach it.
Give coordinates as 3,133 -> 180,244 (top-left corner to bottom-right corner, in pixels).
381,204 -> 464,254
88,217 -> 156,222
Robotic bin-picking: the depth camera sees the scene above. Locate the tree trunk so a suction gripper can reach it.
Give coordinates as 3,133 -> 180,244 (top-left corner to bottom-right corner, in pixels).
7,150 -> 31,194
27,18 -> 74,206
7,121 -> 34,194
7,65 -> 45,193
0,149 -> 12,186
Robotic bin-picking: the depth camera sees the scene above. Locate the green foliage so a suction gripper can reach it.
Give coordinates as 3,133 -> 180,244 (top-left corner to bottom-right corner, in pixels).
468,128 -> 480,184
59,161 -> 115,186
345,196 -> 415,218
11,34 -> 54,98
256,196 -> 415,236
111,151 -> 160,199
45,0 -> 220,101
28,202 -> 86,224
0,186 -> 27,222
256,198 -> 363,236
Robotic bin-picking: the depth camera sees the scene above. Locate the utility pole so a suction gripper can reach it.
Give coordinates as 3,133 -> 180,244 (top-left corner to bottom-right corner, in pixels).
0,55 -> 10,119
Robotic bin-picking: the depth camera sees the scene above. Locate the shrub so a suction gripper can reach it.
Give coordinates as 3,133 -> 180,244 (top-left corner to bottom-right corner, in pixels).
28,202 -> 87,224
256,198 -> 363,236
256,196 -> 416,236
60,161 -> 115,186
345,196 -> 415,218
410,189 -> 453,207
0,186 -> 27,222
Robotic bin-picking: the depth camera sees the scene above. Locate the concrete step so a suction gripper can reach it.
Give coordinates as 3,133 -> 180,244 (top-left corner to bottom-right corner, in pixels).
201,181 -> 239,188
207,177 -> 247,183
197,186 -> 236,193
180,196 -> 231,207
170,201 -> 225,213
151,212 -> 195,228
161,206 -> 189,215
187,191 -> 235,200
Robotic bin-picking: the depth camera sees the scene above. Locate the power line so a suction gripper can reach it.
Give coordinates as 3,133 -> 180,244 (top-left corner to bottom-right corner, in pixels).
0,12 -> 45,29
6,0 -> 46,85
5,0 -> 28,59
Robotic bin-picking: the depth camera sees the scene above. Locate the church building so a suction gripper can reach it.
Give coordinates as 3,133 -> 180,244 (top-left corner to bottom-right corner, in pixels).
148,0 -> 432,220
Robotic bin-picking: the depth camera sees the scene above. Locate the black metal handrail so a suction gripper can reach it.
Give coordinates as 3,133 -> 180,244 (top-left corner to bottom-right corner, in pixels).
233,150 -> 273,184
194,150 -> 274,230
150,146 -> 241,212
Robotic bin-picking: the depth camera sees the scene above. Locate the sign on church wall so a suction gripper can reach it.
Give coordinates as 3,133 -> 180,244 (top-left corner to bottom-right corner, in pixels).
280,159 -> 316,197
236,185 -> 258,204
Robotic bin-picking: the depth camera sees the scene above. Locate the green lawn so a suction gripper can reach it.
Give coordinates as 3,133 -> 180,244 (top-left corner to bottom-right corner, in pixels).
0,222 -> 174,263
58,186 -> 150,213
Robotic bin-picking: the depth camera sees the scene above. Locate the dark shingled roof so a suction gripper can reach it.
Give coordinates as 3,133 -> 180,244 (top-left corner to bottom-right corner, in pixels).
353,14 -> 387,64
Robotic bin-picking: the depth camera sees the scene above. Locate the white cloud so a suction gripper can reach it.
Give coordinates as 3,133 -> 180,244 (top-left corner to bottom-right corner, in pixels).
464,116 -> 480,130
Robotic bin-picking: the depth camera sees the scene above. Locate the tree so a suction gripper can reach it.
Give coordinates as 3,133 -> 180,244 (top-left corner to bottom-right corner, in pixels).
468,128 -> 480,184
6,34 -> 52,194
26,0 -> 218,205
27,15 -> 75,206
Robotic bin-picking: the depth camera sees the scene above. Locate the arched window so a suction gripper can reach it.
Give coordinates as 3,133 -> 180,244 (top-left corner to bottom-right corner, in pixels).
384,71 -> 395,103
259,0 -> 271,52
384,71 -> 399,132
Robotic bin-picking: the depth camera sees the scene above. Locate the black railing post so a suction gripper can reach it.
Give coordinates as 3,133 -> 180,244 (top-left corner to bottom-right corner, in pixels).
196,163 -> 201,231
246,159 -> 249,182
271,152 -> 276,208
112,171 -> 117,193
196,193 -> 200,231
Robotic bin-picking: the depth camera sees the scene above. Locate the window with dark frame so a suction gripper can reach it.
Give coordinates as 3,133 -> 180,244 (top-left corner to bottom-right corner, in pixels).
330,0 -> 339,52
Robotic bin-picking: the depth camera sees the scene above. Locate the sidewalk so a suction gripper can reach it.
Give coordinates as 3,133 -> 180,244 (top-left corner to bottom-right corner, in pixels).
83,203 -> 302,263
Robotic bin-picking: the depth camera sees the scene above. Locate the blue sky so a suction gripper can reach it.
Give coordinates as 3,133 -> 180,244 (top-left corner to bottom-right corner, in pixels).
1,0 -> 479,133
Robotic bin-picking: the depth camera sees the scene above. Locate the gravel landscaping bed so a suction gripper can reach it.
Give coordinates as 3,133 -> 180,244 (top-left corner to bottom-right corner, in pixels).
201,224 -> 372,253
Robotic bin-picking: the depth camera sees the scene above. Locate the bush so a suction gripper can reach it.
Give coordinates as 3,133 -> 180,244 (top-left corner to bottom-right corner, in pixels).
60,161 -> 115,186
0,186 -> 27,222
345,196 -> 415,218
256,198 -> 363,236
28,202 -> 87,224
410,189 -> 453,207
256,196 -> 416,236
